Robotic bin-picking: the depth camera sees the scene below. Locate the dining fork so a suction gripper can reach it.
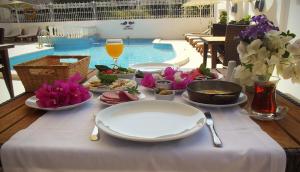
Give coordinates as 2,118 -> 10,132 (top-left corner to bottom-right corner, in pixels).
204,112 -> 222,147
90,113 -> 100,141
90,125 -> 100,141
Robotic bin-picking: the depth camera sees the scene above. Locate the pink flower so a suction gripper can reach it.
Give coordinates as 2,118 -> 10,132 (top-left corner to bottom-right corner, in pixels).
141,73 -> 156,88
172,77 -> 192,90
163,67 -> 176,81
35,73 -> 90,108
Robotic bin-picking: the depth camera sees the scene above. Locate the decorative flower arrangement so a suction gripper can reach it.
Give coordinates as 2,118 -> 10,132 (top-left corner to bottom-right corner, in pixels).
234,15 -> 300,86
141,66 -> 218,90
141,67 -> 192,90
35,73 -> 91,108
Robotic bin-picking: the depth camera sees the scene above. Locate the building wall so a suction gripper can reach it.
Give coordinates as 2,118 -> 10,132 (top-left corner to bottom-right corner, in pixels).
0,17 -> 214,39
276,0 -> 300,100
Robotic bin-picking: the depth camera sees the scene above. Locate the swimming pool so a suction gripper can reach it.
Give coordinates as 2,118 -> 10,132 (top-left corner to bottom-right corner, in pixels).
10,39 -> 176,69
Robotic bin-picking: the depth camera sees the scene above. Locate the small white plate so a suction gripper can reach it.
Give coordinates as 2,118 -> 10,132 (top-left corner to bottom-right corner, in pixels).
130,63 -> 175,73
194,72 -> 223,80
99,93 -> 146,106
88,78 -> 137,94
181,91 -> 248,108
95,100 -> 206,142
25,92 -> 93,111
143,86 -> 185,94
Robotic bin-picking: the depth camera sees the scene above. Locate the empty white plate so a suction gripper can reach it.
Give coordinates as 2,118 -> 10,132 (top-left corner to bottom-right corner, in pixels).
130,63 -> 175,73
95,100 -> 206,142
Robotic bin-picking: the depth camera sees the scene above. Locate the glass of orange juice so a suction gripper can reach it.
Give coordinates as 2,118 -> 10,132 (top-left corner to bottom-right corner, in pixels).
105,39 -> 124,68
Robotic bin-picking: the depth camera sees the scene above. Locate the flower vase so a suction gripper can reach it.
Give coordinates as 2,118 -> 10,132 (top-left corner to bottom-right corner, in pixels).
250,76 -> 284,120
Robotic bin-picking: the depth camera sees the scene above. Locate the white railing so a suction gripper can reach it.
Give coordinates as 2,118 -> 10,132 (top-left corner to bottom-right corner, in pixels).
48,26 -> 97,38
0,0 -> 215,23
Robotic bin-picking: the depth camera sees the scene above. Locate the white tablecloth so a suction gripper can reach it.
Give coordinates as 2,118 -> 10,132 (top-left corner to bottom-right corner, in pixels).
1,90 -> 286,172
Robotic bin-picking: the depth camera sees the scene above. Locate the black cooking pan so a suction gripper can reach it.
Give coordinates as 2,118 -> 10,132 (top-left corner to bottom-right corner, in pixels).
187,81 -> 242,105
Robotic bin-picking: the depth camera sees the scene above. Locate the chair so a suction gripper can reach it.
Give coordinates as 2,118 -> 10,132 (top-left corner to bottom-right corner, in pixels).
222,24 -> 248,66
195,24 -> 227,55
0,28 -> 14,98
211,24 -> 227,36
4,28 -> 22,41
18,27 -> 39,41
211,24 -> 227,61
0,28 -> 4,44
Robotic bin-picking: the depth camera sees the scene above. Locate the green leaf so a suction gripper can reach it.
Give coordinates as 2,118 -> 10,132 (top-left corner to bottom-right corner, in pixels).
242,63 -> 253,72
97,73 -> 118,85
95,65 -> 111,71
199,64 -> 211,76
126,85 -> 140,94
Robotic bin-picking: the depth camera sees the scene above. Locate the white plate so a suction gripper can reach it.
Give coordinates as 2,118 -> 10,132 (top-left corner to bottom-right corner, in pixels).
143,86 -> 185,94
88,77 -> 137,94
99,93 -> 146,106
95,100 -> 206,142
193,72 -> 223,80
181,91 -> 248,108
130,63 -> 175,73
25,92 -> 93,111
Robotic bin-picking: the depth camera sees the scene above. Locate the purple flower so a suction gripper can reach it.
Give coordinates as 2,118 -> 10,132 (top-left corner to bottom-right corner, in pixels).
239,15 -> 279,43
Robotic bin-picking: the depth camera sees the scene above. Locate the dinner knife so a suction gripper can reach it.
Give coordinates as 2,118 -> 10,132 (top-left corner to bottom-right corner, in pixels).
90,125 -> 99,141
204,112 -> 222,147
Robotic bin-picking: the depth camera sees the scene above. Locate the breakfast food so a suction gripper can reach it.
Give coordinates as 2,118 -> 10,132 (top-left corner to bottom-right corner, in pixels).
189,64 -> 218,80
100,91 -> 139,105
109,79 -> 136,90
88,80 -> 102,88
95,65 -> 135,75
156,89 -> 173,95
197,90 -> 231,94
87,79 -> 137,92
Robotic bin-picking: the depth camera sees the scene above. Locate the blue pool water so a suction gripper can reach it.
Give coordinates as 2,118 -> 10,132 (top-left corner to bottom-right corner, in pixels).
10,39 -> 176,69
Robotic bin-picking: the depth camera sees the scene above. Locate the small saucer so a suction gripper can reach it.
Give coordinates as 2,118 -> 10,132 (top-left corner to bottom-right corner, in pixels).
251,106 -> 288,121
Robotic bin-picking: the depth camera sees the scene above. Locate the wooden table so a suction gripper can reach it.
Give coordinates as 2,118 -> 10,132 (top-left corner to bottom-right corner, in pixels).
0,44 -> 15,98
0,69 -> 299,172
197,36 -> 225,69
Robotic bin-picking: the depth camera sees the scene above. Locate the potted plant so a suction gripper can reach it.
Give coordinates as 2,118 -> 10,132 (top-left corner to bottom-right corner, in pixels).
219,11 -> 227,24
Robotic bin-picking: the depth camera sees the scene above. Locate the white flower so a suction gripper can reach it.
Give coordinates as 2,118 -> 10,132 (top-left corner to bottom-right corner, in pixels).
174,72 -> 182,82
236,30 -> 300,86
247,39 -> 263,54
234,66 -> 254,86
252,61 -> 268,76
280,63 -> 294,79
287,39 -> 300,55
237,41 -> 247,56
152,73 -> 163,80
239,40 -> 265,64
256,46 -> 269,62
268,55 -> 280,65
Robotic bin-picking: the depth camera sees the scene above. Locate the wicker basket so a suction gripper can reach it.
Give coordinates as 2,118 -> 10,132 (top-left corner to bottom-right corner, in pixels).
14,55 -> 90,92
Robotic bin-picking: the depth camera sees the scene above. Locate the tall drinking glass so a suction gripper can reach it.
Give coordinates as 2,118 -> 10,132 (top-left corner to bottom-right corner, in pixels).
105,39 -> 124,68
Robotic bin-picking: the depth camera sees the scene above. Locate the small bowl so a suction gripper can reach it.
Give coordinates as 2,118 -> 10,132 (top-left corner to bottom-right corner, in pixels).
187,80 -> 242,105
155,89 -> 175,101
155,80 -> 172,90
135,76 -> 143,85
